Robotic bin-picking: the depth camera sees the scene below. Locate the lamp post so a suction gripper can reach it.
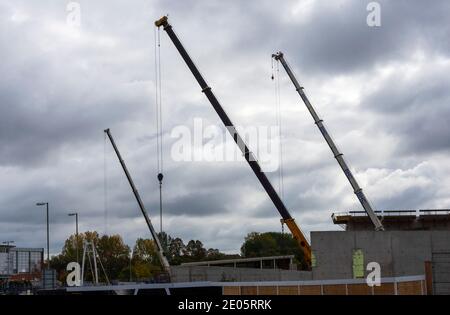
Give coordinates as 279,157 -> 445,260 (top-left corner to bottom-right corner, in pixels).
129,249 -> 133,282
36,202 -> 50,268
68,212 -> 79,265
2,241 -> 14,275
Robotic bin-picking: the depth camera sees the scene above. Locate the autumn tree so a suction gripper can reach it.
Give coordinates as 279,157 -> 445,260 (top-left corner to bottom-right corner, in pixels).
129,238 -> 162,280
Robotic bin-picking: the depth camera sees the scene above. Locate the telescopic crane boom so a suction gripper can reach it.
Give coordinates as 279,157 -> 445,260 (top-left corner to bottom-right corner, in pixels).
104,128 -> 171,275
154,16 -> 312,267
272,52 -> 384,231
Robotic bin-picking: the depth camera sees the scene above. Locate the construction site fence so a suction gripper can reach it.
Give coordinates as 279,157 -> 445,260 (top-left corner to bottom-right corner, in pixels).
221,275 -> 426,295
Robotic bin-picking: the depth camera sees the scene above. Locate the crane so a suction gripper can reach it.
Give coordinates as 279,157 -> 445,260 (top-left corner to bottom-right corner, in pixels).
104,128 -> 171,276
154,16 -> 312,267
272,52 -> 384,231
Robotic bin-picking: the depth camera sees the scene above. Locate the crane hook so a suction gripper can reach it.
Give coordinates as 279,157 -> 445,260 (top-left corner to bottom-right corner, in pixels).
157,172 -> 164,183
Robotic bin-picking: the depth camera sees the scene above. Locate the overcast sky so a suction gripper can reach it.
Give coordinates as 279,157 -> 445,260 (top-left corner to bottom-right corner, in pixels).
1,0 -> 449,255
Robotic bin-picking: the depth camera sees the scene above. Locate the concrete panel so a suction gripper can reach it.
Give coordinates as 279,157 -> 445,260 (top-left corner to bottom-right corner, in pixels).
434,283 -> 450,295
311,231 -> 450,280
432,252 -> 450,295
279,270 -> 312,281
171,266 -> 312,283
431,231 -> 450,252
391,231 -> 432,276
354,231 -> 394,277
311,231 -> 355,280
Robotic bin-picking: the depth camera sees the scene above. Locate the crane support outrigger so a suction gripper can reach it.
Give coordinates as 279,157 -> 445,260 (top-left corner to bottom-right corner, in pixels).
104,128 -> 171,276
154,16 -> 311,267
272,52 -> 384,231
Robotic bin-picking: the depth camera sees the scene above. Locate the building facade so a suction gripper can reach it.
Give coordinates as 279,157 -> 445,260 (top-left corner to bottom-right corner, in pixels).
0,245 -> 44,277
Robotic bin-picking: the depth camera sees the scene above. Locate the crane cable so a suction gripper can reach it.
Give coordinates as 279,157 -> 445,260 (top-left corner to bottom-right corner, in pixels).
272,59 -> 285,198
272,58 -> 285,233
154,26 -> 164,234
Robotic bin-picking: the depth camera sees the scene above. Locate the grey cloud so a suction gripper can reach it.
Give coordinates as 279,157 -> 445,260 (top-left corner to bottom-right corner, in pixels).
1,0 -> 449,254
365,61 -> 450,155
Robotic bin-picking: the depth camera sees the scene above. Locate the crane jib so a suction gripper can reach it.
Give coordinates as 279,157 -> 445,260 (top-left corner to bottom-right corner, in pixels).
160,20 -> 294,222
104,129 -> 171,275
273,51 -> 384,231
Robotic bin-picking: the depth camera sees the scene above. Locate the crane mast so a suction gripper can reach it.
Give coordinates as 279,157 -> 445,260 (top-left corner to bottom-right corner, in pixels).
272,52 -> 384,231
104,128 -> 171,275
154,16 -> 312,267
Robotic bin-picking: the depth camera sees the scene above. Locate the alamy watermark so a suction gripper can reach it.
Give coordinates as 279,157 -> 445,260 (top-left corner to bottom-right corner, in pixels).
66,262 -> 81,287
366,261 -> 381,287
66,2 -> 81,28
170,118 -> 280,172
366,1 -> 381,27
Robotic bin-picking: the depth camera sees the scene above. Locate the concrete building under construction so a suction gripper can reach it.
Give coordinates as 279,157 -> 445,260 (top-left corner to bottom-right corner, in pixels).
167,209 -> 450,295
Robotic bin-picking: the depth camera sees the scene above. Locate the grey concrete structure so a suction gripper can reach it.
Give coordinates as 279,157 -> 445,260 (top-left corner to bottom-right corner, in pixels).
181,255 -> 296,270
431,252 -> 450,295
332,209 -> 450,231
170,265 -> 312,283
311,230 -> 450,280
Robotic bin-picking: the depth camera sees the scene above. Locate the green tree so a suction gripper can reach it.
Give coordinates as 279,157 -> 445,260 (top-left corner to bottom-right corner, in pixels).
157,231 -> 170,254
96,234 -> 130,282
50,231 -> 100,283
205,248 -> 227,260
184,240 -> 207,262
50,232 -> 130,283
129,238 -> 162,280
240,232 -> 305,267
167,237 -> 186,265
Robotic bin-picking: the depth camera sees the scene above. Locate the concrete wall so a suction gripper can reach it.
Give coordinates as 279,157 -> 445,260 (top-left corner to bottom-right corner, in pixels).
345,217 -> 450,231
311,231 -> 450,280
171,266 -> 312,283
172,231 -> 450,284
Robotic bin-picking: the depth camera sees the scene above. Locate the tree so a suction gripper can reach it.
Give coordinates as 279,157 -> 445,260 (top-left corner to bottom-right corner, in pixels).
240,232 -> 305,267
167,237 -> 186,265
184,240 -> 207,262
157,231 -> 170,254
96,234 -> 130,282
130,238 -> 161,280
49,232 -> 233,284
205,248 -> 227,260
50,231 -> 130,283
50,231 -> 101,283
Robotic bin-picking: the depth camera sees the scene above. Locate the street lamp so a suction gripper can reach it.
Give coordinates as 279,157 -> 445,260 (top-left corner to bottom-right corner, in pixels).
129,249 -> 133,282
2,241 -> 14,275
68,212 -> 79,265
36,202 -> 50,268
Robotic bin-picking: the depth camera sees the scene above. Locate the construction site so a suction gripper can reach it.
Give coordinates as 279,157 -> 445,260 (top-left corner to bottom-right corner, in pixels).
31,15 -> 448,296
3,0 -> 450,301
